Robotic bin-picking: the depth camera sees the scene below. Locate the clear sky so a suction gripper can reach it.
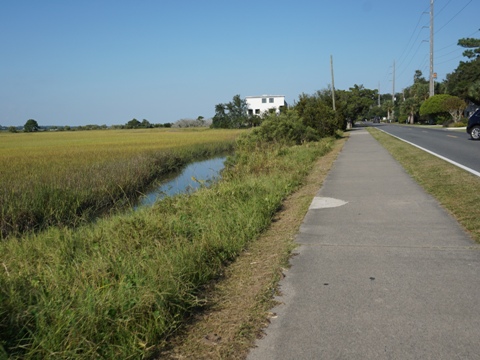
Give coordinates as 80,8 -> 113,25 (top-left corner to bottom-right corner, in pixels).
1,0 -> 478,126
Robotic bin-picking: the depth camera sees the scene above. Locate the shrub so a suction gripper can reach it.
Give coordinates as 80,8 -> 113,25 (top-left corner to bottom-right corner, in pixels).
295,94 -> 342,137
236,110 -> 320,150
451,120 -> 467,127
420,94 -> 466,124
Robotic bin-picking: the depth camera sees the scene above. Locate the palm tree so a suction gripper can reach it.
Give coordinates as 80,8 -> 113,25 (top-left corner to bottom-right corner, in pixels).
401,98 -> 419,124
383,100 -> 394,122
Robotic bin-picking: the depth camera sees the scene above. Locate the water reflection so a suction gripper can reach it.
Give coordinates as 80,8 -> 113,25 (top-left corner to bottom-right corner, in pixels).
138,157 -> 226,207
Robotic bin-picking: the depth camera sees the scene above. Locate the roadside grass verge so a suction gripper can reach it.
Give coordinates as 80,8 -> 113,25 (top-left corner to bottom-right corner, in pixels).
0,137 -> 334,359
160,136 -> 347,359
368,127 -> 480,243
0,129 -> 242,239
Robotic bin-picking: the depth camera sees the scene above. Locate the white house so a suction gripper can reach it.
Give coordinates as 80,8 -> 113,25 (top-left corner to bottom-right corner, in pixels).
245,95 -> 286,116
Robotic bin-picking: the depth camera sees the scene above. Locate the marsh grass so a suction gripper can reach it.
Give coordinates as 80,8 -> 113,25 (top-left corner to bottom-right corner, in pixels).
0,129 -> 242,239
0,137 -> 333,359
368,127 -> 480,242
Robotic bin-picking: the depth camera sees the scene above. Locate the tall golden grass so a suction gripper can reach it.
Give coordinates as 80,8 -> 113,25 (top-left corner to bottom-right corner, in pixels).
0,128 -> 243,238
0,130 -> 334,358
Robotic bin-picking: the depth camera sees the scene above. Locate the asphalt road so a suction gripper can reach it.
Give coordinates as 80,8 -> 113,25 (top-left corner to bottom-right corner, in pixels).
372,123 -> 480,175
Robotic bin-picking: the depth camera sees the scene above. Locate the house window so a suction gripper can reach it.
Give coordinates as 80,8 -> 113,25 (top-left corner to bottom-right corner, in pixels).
269,98 -> 274,103
255,109 -> 260,114
248,109 -> 253,115
262,98 -> 267,103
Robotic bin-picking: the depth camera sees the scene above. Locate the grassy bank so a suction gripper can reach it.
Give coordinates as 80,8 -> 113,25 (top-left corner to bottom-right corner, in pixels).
0,136 -> 334,359
161,136 -> 347,359
0,129 -> 242,239
368,127 -> 480,242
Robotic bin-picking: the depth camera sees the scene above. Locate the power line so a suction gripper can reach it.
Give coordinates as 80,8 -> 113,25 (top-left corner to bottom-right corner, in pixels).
435,0 -> 473,34
436,42 -> 457,53
397,26 -> 428,73
397,41 -> 427,80
396,9 -> 429,68
384,0 -> 478,93
436,48 -> 461,60
395,2 -> 433,84
436,55 -> 464,66
419,53 -> 429,71
435,0 -> 453,18
435,29 -> 479,56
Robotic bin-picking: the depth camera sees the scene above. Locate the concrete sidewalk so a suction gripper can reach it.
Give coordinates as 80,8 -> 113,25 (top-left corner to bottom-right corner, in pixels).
248,129 -> 480,360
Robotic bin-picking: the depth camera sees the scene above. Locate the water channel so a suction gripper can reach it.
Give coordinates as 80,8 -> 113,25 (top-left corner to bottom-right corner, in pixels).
137,156 -> 227,207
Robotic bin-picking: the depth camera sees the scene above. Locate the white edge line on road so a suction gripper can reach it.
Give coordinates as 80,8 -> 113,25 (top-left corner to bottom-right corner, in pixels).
377,128 -> 480,178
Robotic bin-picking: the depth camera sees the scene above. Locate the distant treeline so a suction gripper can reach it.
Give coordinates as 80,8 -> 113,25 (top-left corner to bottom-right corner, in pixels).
1,117 -> 218,133
1,120 -> 173,133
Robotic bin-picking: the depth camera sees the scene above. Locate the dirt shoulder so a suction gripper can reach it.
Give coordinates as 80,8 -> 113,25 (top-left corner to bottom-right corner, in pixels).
159,137 -> 347,359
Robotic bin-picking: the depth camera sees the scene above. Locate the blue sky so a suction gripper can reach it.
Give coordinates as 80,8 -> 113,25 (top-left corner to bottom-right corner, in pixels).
1,0 -> 478,126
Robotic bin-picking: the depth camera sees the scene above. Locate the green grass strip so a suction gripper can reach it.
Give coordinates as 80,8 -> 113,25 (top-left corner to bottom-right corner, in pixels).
368,127 -> 480,243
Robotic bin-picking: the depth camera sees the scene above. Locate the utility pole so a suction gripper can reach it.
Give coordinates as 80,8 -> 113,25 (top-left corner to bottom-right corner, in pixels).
392,60 -> 395,122
429,0 -> 435,97
330,55 -> 336,111
378,82 -> 381,107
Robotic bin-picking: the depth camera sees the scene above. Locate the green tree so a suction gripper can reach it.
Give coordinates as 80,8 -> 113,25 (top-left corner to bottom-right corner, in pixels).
401,98 -> 420,124
399,71 -> 429,124
413,69 -> 428,84
398,69 -> 451,124
237,109 -> 320,148
467,80 -> 480,104
443,96 -> 466,123
382,100 -> 394,122
226,94 -> 248,128
141,119 -> 152,128
8,126 -> 17,133
211,95 -> 249,129
366,105 -> 386,120
407,70 -> 429,101
24,119 -> 39,132
458,37 -> 480,59
295,91 -> 343,137
419,94 -> 465,124
444,37 -> 480,103
445,58 -> 480,103
126,118 -> 141,129
212,103 -> 228,128
420,94 -> 449,116
336,85 -> 376,124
